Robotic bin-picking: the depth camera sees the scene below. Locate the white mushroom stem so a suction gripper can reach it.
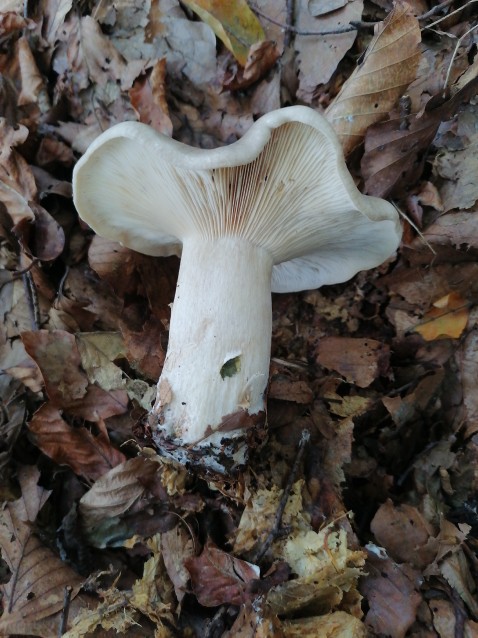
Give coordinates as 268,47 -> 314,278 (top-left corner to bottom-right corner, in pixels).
152,236 -> 273,446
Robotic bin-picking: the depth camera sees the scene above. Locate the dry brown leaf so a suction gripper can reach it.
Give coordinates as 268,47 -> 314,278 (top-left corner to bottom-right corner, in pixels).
434,138 -> 478,212
370,500 -> 437,568
361,545 -> 422,638
362,75 -> 478,197
129,58 -> 173,135
0,119 -> 37,224
316,337 -> 390,388
13,201 -> 65,262
21,329 -> 129,419
28,403 -> 126,480
294,0 -> 364,104
185,542 -> 260,607
16,36 -> 50,111
423,211 -> 478,250
224,40 -> 280,91
457,327 -> 478,438
326,1 -> 421,155
79,456 -> 159,520
0,465 -> 83,636
0,11 -> 35,36
269,376 -> 313,403
161,526 -> 195,604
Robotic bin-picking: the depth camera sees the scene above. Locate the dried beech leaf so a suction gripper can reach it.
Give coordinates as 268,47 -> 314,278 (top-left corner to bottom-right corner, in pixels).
316,337 -> 390,388
79,456 -> 164,527
361,545 -> 421,638
295,0 -> 364,103
325,1 -> 421,155
13,201 -> 65,261
459,329 -> 478,437
0,466 -> 83,636
182,0 -> 265,66
370,500 -> 437,568
224,40 -> 280,91
362,75 -> 478,197
161,526 -> 195,603
21,329 -> 129,419
28,403 -> 126,480
185,542 -> 259,607
75,331 -> 126,391
0,120 -> 36,224
129,58 -> 173,135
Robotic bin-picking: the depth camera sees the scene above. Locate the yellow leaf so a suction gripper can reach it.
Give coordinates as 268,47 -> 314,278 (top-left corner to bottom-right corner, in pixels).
181,0 -> 265,66
414,292 -> 469,341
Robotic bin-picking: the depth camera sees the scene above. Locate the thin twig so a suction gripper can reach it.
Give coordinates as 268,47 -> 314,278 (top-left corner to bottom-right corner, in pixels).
251,4 -> 374,35
22,270 -> 41,329
418,0 -> 456,21
284,0 -> 295,47
58,586 -> 72,637
254,429 -> 310,563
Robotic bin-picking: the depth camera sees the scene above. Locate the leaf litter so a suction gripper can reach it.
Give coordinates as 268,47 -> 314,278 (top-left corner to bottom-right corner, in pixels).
1,0 -> 478,636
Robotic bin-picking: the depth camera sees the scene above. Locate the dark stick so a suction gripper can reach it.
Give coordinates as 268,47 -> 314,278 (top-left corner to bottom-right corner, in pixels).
254,429 -> 310,563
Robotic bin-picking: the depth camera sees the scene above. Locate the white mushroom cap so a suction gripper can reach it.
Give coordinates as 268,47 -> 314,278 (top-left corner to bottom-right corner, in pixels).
73,106 -> 401,294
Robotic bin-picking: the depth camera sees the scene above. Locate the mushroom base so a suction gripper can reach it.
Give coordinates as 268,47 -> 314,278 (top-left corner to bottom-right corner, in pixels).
150,237 -> 273,472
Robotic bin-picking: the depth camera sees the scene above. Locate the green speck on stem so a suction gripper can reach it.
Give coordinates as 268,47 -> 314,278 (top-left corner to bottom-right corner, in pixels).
220,355 -> 241,379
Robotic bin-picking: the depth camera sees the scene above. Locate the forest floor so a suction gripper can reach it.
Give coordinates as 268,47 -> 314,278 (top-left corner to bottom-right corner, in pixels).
1,0 -> 478,636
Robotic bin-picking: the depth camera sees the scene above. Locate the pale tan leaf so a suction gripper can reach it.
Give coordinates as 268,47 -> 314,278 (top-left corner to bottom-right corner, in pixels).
295,0 -> 363,104
0,466 -> 83,636
325,1 -> 421,155
75,331 -> 126,391
79,456 -> 163,526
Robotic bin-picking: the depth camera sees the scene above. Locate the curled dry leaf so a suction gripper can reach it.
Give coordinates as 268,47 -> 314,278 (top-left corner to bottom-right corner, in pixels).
0,11 -> 36,36
161,526 -> 195,604
28,403 -> 126,481
0,119 -> 36,224
79,456 -> 163,525
13,201 -> 65,261
325,1 -> 421,156
316,337 -> 390,388
16,36 -> 50,111
224,40 -> 281,91
0,466 -> 84,637
185,542 -> 260,607
129,58 -> 173,136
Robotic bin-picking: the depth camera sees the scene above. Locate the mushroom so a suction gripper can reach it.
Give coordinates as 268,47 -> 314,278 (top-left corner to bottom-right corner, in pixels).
73,106 -> 401,472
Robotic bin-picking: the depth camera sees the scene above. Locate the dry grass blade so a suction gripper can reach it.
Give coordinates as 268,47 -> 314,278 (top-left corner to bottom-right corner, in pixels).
325,0 -> 421,155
